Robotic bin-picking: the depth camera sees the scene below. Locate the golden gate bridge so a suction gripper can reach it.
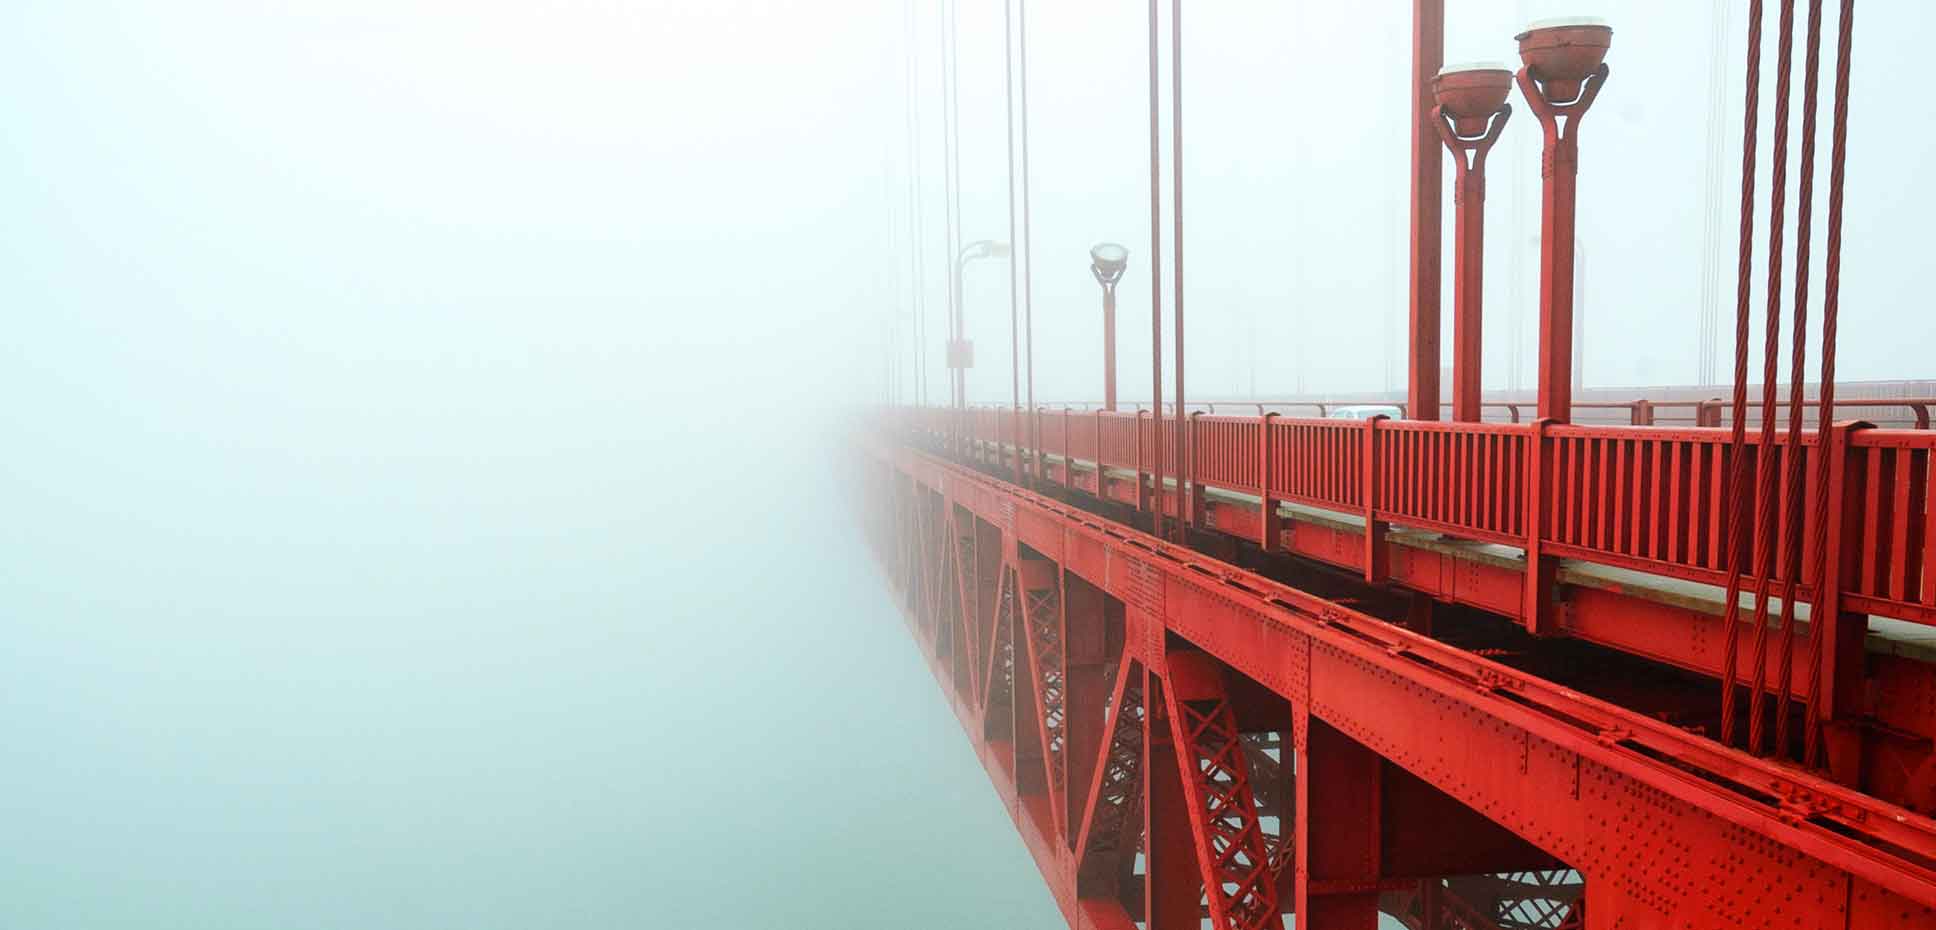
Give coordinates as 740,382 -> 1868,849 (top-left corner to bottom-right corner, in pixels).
860,3 -> 1936,928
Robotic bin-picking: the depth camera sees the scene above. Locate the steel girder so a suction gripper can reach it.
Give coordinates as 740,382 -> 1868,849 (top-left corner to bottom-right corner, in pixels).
858,444 -> 1936,929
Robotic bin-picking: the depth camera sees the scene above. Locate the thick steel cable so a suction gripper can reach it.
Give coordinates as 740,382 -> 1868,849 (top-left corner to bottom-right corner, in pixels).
1019,0 -> 1037,489
1747,0 -> 1798,757
940,0 -> 952,411
1718,0 -> 1765,748
904,0 -> 928,408
1003,0 -> 1021,487
1698,0 -> 1735,387
1803,0 -> 1854,769
1171,0 -> 1186,542
1146,0 -> 1164,538
1773,0 -> 1826,757
951,0 -> 967,413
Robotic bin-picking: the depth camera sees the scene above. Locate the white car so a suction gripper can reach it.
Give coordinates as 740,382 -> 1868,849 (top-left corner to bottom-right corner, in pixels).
1326,404 -> 1403,421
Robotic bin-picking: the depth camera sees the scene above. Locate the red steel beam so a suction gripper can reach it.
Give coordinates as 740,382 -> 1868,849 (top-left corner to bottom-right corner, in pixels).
919,408 -> 1936,632
861,437 -> 1936,927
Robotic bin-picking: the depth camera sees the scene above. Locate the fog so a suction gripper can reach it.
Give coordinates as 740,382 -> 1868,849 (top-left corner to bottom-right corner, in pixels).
1,2 -> 1924,928
2,1 -> 1057,927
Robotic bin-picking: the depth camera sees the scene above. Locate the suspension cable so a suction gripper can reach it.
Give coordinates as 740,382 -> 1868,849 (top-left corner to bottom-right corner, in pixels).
1718,0 -> 1765,748
1802,0 -> 1855,769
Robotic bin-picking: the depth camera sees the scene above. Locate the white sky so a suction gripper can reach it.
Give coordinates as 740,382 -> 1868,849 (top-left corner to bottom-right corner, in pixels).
888,1 -> 1936,405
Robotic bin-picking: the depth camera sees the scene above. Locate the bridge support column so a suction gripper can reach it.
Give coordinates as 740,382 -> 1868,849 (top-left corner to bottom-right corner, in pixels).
1160,651 -> 1281,929
1295,714 -> 1383,929
973,518 -> 1002,712
1062,575 -> 1117,847
1146,675 -> 1205,930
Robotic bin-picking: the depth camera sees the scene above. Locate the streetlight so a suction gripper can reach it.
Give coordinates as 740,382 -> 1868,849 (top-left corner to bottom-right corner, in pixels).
950,239 -> 1010,407
1515,15 -> 1610,423
1433,62 -> 1513,423
1089,242 -> 1129,411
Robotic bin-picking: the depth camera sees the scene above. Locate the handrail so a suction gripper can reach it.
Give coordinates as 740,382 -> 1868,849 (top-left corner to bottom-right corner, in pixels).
1011,396 -> 1936,428
897,403 -> 1936,629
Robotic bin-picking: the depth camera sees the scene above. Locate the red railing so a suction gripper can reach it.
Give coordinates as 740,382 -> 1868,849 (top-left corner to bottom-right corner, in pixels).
1012,396 -> 1936,429
1376,419 -> 1527,544
1846,430 -> 1936,620
1191,415 -> 1262,495
897,404 -> 1936,629
1269,417 -> 1364,511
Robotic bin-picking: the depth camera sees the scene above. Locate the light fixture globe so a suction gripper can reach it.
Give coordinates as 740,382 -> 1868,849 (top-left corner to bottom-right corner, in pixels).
1516,16 -> 1612,103
1090,242 -> 1129,286
1434,62 -> 1514,137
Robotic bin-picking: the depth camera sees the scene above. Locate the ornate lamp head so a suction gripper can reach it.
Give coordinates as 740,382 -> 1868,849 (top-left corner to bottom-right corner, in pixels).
1434,62 -> 1514,138
1090,242 -> 1129,287
1516,16 -> 1612,104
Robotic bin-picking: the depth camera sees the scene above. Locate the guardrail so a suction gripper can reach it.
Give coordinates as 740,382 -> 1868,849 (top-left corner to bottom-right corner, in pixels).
1005,397 -> 1936,429
890,405 -> 1936,629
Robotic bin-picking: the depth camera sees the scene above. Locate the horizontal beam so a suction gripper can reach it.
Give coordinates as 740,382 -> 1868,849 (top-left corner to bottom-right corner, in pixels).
869,438 -> 1936,923
898,405 -> 1936,628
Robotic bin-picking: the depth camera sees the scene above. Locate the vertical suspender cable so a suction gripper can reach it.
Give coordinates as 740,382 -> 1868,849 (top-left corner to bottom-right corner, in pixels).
1803,0 -> 1854,769
946,0 -> 964,410
1019,0 -> 1038,487
1746,0 -> 1798,757
1773,0 -> 1826,758
1698,0 -> 1735,387
1146,0 -> 1165,538
904,0 -> 924,407
1014,0 -> 1029,486
1171,0 -> 1186,542
1718,0 -> 1765,748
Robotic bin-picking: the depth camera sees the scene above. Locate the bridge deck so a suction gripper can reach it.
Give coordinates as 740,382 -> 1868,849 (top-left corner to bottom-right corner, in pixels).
1070,453 -> 1936,662
860,435 -> 1936,928
1020,444 -> 1936,663
1007,436 -> 1936,806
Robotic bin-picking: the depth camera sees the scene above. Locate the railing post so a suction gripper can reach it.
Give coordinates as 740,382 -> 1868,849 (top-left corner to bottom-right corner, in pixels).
1062,407 -> 1073,490
1364,414 -> 1389,584
1815,419 -> 1873,785
1523,418 -> 1559,636
1188,411 -> 1205,529
1632,399 -> 1654,426
1095,409 -> 1106,497
1259,412 -> 1280,552
1035,406 -> 1049,488
1135,409 -> 1150,514
1696,398 -> 1723,428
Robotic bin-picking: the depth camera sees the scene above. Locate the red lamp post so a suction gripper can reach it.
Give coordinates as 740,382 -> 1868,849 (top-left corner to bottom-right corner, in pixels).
1089,243 -> 1129,412
1432,64 -> 1513,423
1516,16 -> 1611,424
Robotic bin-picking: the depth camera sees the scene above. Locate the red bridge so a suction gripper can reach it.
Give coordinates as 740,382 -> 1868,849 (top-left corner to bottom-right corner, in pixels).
862,2 -> 1934,928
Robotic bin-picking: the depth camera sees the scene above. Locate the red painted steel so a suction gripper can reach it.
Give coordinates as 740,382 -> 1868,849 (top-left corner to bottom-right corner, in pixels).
860,435 -> 1936,927
1518,48 -> 1607,424
872,5 -> 1921,923
899,408 -> 1936,631
1407,0 -> 1444,423
1432,72 -> 1512,424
